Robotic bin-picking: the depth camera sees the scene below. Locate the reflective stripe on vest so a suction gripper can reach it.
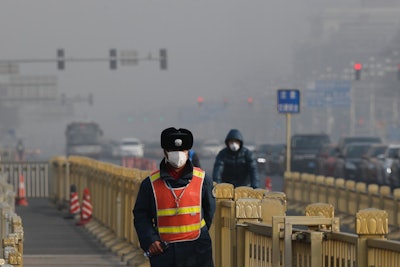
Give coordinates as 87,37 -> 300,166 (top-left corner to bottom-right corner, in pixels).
150,167 -> 205,242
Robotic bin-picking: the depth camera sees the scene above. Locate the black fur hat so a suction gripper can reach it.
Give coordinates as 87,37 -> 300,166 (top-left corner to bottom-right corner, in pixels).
161,127 -> 193,150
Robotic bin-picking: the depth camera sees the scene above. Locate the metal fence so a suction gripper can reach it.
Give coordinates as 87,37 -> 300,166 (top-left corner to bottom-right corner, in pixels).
10,156 -> 400,267
0,162 -> 50,198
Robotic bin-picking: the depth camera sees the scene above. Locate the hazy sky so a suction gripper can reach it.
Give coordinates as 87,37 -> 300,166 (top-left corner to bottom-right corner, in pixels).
0,1 -> 359,151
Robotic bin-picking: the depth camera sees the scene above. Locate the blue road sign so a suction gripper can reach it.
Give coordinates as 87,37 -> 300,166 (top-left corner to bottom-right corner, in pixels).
306,80 -> 351,108
277,89 -> 300,113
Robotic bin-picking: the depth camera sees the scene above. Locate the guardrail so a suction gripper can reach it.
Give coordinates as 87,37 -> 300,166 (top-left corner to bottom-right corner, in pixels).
284,172 -> 400,237
0,174 -> 24,267
49,156 -> 400,267
0,162 -> 49,198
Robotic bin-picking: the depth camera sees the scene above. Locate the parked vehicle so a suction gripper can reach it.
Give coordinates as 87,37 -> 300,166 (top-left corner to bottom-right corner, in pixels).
290,133 -> 331,174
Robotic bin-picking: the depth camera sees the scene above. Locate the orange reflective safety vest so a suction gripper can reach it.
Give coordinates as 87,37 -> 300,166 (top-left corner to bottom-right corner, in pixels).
150,167 -> 206,242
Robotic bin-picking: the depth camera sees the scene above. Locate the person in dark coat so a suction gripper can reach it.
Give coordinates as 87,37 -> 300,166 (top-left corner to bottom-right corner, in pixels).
212,129 -> 259,188
133,127 -> 216,267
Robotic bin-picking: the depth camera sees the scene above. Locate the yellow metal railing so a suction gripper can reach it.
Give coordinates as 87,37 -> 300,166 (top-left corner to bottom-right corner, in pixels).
0,174 -> 24,267
49,156 -> 400,267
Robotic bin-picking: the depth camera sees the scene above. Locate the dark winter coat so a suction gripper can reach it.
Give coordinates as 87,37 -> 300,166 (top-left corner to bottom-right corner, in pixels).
133,159 -> 215,267
212,129 -> 259,188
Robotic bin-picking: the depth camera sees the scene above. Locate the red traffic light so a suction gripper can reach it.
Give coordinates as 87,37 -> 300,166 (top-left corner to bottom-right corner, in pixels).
247,97 -> 253,104
197,96 -> 204,107
353,62 -> 362,71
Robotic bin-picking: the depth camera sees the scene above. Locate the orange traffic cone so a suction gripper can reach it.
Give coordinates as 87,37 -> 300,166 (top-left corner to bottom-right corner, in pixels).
265,177 -> 272,191
76,188 -> 92,226
64,184 -> 80,219
16,174 -> 28,206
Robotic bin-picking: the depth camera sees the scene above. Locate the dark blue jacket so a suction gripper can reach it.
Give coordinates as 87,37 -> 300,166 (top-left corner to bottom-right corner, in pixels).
133,159 -> 215,266
212,129 -> 259,188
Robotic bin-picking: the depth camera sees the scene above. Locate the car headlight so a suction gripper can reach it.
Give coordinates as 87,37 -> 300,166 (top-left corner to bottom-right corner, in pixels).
257,158 -> 266,163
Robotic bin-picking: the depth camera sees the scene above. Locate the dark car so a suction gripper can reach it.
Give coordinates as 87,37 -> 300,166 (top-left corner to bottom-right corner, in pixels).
383,144 -> 400,187
388,146 -> 400,190
255,143 -> 285,175
337,136 -> 382,154
290,133 -> 331,174
334,142 -> 373,181
358,144 -> 387,185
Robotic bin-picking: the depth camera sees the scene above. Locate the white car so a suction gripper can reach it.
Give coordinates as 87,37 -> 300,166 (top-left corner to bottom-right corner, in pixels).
118,138 -> 144,158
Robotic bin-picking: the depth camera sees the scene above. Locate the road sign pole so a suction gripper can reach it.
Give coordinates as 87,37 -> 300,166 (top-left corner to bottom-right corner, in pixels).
277,89 -> 300,173
286,113 -> 291,173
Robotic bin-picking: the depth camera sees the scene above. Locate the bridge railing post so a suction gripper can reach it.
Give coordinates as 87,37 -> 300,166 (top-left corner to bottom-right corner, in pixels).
356,208 -> 388,267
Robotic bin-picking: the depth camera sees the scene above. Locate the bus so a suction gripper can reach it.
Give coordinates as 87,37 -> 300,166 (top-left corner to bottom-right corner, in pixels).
65,122 -> 103,159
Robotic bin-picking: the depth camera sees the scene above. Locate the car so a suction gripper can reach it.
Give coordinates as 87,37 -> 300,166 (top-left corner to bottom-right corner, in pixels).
255,143 -> 285,175
290,133 -> 331,174
388,146 -> 400,190
337,136 -> 382,155
334,142 -> 373,181
117,138 -> 144,158
199,139 -> 224,158
382,144 -> 400,186
358,144 -> 387,185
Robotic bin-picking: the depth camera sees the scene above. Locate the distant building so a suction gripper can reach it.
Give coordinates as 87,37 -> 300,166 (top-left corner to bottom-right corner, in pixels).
361,0 -> 400,8
292,3 -> 400,140
293,5 -> 400,79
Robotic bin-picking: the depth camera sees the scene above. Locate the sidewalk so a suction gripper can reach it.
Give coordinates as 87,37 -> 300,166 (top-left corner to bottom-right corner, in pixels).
16,198 -> 125,266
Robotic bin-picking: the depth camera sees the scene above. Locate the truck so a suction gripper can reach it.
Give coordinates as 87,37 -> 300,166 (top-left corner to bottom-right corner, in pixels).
65,122 -> 103,159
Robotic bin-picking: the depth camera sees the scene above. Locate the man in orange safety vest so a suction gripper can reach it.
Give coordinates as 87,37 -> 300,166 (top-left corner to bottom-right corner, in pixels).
133,127 -> 216,267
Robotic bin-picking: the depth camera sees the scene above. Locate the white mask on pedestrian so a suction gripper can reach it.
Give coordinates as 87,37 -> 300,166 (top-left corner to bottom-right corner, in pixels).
229,142 -> 240,152
166,151 -> 188,168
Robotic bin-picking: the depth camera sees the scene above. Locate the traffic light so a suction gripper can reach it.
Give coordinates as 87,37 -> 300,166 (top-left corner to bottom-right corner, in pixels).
160,49 -> 167,70
109,49 -> 117,70
57,49 -> 65,70
197,96 -> 204,108
353,62 -> 362,81
247,97 -> 254,107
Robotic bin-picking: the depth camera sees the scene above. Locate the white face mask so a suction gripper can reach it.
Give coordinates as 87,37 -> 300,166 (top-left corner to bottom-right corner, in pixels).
166,151 -> 188,168
229,142 -> 240,152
